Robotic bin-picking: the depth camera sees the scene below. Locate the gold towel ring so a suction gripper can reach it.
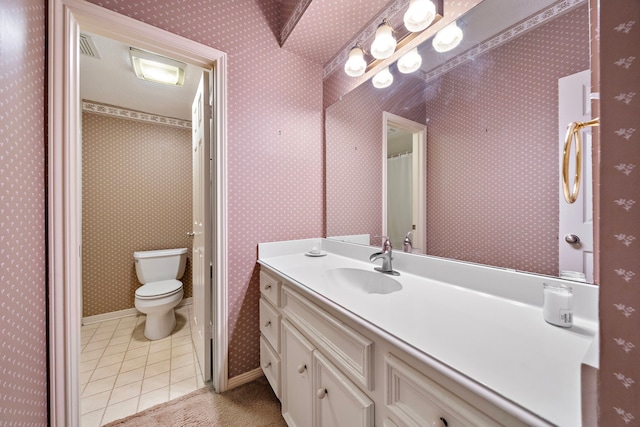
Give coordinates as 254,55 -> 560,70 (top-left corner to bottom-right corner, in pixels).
562,118 -> 599,204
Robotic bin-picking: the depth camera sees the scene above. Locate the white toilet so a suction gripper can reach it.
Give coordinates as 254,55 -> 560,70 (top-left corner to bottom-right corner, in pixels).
133,247 -> 187,340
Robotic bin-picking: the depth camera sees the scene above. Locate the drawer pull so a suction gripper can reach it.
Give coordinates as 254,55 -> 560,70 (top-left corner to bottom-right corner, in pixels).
439,417 -> 448,427
316,388 -> 327,399
297,364 -> 307,374
263,362 -> 271,369
264,320 -> 271,327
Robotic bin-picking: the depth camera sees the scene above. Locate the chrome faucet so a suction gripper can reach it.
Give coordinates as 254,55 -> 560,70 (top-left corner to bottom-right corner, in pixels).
403,231 -> 413,253
370,237 -> 400,276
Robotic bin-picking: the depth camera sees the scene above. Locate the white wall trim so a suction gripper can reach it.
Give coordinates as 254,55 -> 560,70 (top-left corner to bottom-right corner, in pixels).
227,368 -> 264,390
382,112 -> 427,251
82,100 -> 192,129
48,1 -> 228,425
82,298 -> 193,325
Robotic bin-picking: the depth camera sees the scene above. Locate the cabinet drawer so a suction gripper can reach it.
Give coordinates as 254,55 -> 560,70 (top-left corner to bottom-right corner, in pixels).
385,354 -> 499,427
313,351 -> 374,427
282,286 -> 373,391
260,298 -> 281,352
260,270 -> 282,307
260,336 -> 281,399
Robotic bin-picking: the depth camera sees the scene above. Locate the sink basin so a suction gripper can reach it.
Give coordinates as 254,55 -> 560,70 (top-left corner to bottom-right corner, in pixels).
324,268 -> 402,295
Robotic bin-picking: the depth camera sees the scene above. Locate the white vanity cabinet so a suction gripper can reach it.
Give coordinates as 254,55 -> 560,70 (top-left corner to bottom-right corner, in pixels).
259,270 -> 282,398
281,317 -> 374,427
260,266 -> 528,427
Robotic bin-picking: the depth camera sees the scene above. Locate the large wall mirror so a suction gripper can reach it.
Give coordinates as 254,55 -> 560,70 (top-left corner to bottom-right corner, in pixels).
325,0 -> 594,281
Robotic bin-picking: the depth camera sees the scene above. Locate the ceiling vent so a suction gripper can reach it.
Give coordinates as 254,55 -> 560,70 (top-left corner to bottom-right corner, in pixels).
79,33 -> 101,59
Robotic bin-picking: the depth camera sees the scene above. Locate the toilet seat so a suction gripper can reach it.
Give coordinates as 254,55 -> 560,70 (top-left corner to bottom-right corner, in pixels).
135,279 -> 182,300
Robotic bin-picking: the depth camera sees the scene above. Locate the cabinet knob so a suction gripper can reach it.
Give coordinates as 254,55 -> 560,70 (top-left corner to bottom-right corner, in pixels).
297,364 -> 307,374
564,234 -> 581,244
263,362 -> 271,369
264,284 -> 271,290
316,388 -> 327,399
264,320 -> 271,327
434,417 -> 448,427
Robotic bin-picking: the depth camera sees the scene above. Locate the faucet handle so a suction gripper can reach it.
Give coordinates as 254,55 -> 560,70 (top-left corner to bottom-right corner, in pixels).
372,235 -> 392,252
382,236 -> 392,252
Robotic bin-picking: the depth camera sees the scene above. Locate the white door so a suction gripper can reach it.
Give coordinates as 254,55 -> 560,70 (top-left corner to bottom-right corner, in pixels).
191,73 -> 212,381
558,70 -> 593,282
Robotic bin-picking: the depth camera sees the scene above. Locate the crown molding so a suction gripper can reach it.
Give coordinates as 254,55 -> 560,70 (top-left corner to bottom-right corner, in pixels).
82,100 -> 191,129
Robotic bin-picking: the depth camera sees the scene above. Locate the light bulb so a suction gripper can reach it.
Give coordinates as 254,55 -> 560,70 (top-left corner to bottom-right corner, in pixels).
433,21 -> 463,52
344,46 -> 367,77
397,48 -> 422,74
404,0 -> 436,32
370,22 -> 396,59
372,67 -> 393,88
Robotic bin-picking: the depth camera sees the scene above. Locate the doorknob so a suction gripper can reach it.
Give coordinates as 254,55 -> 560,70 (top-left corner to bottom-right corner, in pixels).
564,234 -> 580,244
187,232 -> 195,237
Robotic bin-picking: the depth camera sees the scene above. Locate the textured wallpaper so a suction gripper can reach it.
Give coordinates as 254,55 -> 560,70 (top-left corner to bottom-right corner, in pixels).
0,0 -> 49,424
83,0 -> 325,377
424,5 -> 589,275
598,1 -> 640,423
81,105 -> 193,318
326,75 -> 427,242
327,5 -> 589,277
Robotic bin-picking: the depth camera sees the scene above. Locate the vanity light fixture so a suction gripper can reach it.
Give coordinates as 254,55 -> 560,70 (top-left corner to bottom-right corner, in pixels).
344,45 -> 367,77
372,67 -> 394,88
403,0 -> 437,32
130,47 -> 186,86
397,47 -> 422,73
370,19 -> 397,60
432,21 -> 463,52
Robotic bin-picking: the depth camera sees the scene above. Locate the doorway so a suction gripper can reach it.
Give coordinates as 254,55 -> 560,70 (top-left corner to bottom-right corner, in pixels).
382,112 -> 427,252
48,0 -> 228,425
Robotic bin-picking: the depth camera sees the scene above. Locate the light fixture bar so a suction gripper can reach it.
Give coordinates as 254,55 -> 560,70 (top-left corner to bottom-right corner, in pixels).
130,47 -> 186,87
363,13 -> 441,74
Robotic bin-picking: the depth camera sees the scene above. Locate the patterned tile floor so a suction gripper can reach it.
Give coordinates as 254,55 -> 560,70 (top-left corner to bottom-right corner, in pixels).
80,305 -> 205,426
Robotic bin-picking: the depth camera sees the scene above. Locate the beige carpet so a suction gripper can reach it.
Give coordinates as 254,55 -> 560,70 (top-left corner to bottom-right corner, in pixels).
103,378 -> 287,426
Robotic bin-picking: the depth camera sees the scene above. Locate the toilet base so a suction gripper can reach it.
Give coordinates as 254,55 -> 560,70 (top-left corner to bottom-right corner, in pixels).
135,286 -> 183,341
143,309 -> 177,340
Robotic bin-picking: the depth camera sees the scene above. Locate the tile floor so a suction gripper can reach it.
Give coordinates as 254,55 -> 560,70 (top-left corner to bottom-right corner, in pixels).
80,305 -> 205,426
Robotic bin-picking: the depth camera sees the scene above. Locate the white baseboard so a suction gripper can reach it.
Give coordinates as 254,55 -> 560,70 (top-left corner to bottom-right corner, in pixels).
227,367 -> 264,390
82,297 -> 193,325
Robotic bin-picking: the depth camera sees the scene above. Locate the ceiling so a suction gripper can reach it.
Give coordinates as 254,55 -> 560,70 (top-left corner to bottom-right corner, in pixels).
80,0 -> 561,121
80,0 -> 395,121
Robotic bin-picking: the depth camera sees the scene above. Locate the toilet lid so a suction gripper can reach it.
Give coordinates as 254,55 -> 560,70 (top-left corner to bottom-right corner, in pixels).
136,280 -> 182,299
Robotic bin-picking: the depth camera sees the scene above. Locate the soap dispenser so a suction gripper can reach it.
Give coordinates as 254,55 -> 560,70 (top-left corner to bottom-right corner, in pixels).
403,231 -> 413,253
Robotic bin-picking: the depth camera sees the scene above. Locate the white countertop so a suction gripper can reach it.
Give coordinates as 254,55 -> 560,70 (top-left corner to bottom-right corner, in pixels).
258,238 -> 599,427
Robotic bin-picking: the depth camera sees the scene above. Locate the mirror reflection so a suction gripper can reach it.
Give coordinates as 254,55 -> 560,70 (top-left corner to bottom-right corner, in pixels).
325,0 -> 593,281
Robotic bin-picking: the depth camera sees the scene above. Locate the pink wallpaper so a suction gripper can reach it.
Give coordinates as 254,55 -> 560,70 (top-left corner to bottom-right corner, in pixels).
326,75 -> 427,241
81,107 -> 193,317
0,1 -> 638,425
327,5 -> 589,276
83,0 -> 325,377
0,0 -> 49,424
598,1 -> 640,423
424,5 -> 589,275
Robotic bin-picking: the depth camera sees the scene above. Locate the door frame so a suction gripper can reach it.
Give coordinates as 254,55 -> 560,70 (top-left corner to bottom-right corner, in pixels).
48,0 -> 228,425
382,112 -> 427,251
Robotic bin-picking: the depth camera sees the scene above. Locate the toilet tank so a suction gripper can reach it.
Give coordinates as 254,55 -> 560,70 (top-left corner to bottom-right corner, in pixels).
134,248 -> 188,284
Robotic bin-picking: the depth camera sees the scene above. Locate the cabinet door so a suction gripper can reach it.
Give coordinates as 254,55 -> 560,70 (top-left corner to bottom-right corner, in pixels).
313,351 -> 374,427
282,320 -> 314,427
